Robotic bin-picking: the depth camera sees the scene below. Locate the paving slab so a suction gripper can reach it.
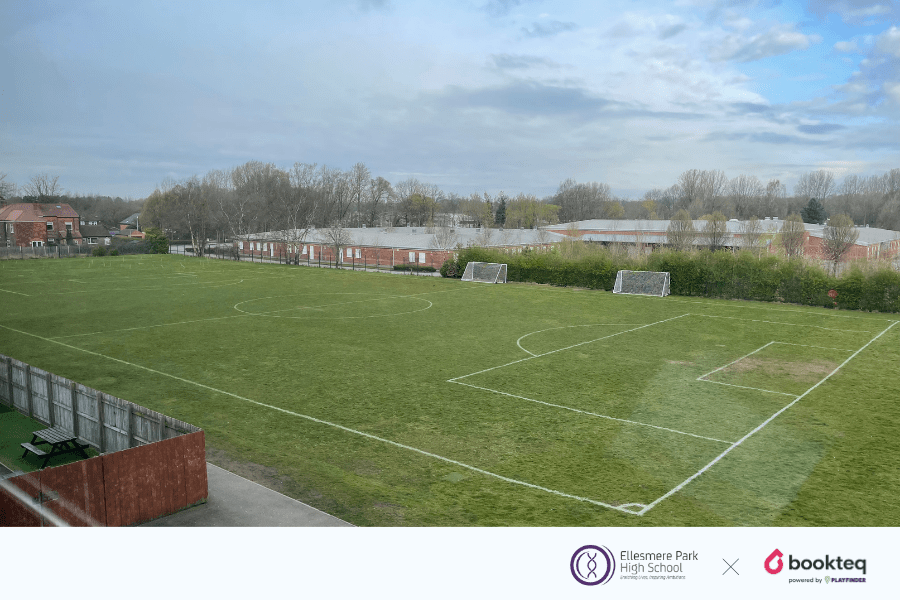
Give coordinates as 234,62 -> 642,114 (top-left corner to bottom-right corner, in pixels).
141,462 -> 353,527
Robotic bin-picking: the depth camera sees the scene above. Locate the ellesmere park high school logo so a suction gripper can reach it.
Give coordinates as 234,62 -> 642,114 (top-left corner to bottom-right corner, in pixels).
571,545 -> 616,586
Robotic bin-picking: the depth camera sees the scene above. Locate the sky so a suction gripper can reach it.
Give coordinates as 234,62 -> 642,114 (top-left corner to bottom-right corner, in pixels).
1,0 -> 899,200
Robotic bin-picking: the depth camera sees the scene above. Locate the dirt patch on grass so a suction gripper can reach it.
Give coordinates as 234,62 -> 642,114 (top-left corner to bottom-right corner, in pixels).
666,360 -> 695,366
723,358 -> 838,381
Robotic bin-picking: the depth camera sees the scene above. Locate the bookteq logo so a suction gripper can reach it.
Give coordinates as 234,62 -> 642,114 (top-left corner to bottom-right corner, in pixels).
764,549 -> 867,584
765,549 -> 783,574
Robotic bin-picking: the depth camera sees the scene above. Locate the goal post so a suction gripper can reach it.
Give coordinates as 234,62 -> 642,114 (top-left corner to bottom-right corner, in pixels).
613,270 -> 670,297
461,262 -> 508,283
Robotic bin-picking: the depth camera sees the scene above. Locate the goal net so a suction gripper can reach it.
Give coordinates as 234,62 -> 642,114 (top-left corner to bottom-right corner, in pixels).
613,270 -> 670,296
461,262 -> 508,283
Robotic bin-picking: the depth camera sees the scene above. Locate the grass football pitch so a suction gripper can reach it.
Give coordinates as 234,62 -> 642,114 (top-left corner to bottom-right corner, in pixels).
1,254 -> 898,526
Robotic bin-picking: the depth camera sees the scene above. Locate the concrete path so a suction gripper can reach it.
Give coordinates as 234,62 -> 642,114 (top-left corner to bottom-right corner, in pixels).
141,463 -> 353,527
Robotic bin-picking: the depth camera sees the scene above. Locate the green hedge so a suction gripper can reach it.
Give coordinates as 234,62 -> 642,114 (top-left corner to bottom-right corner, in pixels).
446,246 -> 900,313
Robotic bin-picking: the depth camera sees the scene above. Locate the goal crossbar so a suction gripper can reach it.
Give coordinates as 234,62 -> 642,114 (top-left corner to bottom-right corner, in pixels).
613,270 -> 670,297
461,262 -> 507,283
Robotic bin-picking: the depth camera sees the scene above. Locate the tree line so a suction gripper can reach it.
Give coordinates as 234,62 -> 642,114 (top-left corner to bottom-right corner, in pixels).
4,165 -> 899,250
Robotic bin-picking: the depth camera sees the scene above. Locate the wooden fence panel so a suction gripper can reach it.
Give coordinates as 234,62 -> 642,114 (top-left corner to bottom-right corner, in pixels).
29,367 -> 51,424
11,360 -> 28,413
102,395 -> 130,453
74,385 -> 102,449
50,375 -> 75,432
0,357 -> 11,406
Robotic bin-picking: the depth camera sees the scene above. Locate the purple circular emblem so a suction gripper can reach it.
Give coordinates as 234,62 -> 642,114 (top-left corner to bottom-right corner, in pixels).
570,545 -> 615,585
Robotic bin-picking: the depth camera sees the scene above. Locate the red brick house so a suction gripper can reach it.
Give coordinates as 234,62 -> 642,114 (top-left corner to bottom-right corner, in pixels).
0,203 -> 83,247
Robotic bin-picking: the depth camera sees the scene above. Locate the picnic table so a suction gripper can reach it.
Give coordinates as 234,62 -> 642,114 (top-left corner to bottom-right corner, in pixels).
21,427 -> 91,469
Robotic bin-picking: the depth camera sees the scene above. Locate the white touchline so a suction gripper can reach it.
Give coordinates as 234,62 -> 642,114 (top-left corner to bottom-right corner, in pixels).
449,313 -> 691,382
452,380 -> 734,444
637,319 -> 900,516
0,322 -> 640,516
699,380 -> 799,397
692,313 -> 871,334
0,288 -> 29,296
771,341 -> 856,353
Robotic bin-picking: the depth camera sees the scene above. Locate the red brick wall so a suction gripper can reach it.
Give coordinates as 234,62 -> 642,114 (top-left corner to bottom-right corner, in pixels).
0,431 -> 207,527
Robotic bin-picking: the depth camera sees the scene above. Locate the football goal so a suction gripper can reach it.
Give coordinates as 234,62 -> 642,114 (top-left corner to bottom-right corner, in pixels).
612,270 -> 670,297
461,262 -> 508,283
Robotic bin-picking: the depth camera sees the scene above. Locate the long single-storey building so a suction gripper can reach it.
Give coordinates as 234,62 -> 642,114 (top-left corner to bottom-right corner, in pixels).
548,219 -> 900,260
235,226 -> 567,268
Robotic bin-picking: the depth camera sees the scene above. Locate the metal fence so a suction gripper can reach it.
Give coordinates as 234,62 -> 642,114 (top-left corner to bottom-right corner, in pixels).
1,354 -> 199,454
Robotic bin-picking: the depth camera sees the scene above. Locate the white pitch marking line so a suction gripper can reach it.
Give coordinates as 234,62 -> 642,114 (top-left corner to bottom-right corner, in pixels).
452,380 -> 734,444
693,313 -> 871,333
0,322 -> 638,516
698,380 -> 799,397
50,314 -> 253,339
450,314 -> 691,382
638,319 -> 900,516
515,324 -> 645,356
770,341 -> 856,353
0,288 -> 29,296
696,342 -> 775,381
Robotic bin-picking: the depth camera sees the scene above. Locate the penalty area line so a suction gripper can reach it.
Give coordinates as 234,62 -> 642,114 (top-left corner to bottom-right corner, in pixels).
0,322 -> 639,516
638,319 -> 900,516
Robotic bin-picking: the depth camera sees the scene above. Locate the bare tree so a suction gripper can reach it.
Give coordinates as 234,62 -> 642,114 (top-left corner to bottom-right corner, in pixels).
0,173 -> 14,200
822,214 -> 859,275
738,217 -> 764,256
761,179 -> 786,217
666,209 -> 696,252
22,174 -> 61,199
349,162 -> 371,227
700,211 -> 729,250
366,176 -> 392,227
319,224 -> 353,266
729,174 -> 764,219
778,214 -> 806,258
431,226 -> 459,250
794,170 -> 835,202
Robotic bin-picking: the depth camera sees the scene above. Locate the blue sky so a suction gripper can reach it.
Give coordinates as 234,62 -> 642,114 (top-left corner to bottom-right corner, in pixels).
1,0 -> 898,199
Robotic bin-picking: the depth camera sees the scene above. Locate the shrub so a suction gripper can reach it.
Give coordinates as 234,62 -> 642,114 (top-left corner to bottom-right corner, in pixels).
92,246 -> 107,257
440,259 -> 459,278
109,249 -> 119,256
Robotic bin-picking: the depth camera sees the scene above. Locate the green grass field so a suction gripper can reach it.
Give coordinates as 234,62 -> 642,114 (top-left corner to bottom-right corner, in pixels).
1,254 -> 898,526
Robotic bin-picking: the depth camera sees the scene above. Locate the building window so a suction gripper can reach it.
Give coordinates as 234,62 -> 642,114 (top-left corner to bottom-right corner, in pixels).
347,248 -> 352,258
302,245 -> 307,255
46,222 -> 53,231
65,222 -> 72,231
419,252 -> 426,264
5,224 -> 12,234
408,251 -> 415,262
355,248 -> 361,259
32,241 -> 44,247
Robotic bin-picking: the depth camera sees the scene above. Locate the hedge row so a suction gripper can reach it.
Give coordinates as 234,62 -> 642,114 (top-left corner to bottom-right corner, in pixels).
392,264 -> 437,272
444,247 -> 900,313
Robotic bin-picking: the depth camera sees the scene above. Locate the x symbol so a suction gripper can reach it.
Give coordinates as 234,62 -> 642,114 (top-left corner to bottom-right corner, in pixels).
722,558 -> 739,575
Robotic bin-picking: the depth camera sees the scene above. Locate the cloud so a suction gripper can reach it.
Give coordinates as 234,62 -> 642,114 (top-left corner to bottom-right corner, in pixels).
483,0 -> 532,18
710,25 -> 821,63
805,0 -> 896,24
521,20 -> 577,38
834,40 -> 860,52
797,123 -> 846,134
875,25 -> 900,56
659,23 -> 688,39
491,53 -> 560,70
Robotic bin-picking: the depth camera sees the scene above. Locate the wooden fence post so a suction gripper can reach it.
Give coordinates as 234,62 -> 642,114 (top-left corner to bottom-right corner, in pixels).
24,365 -> 33,419
96,392 -> 106,453
70,381 -> 79,439
5,357 -> 13,408
46,372 -> 54,427
126,402 -> 134,449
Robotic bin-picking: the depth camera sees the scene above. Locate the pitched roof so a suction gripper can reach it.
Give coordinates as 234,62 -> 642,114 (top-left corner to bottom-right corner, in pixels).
0,202 -> 79,221
243,227 -> 567,250
80,224 -> 110,237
